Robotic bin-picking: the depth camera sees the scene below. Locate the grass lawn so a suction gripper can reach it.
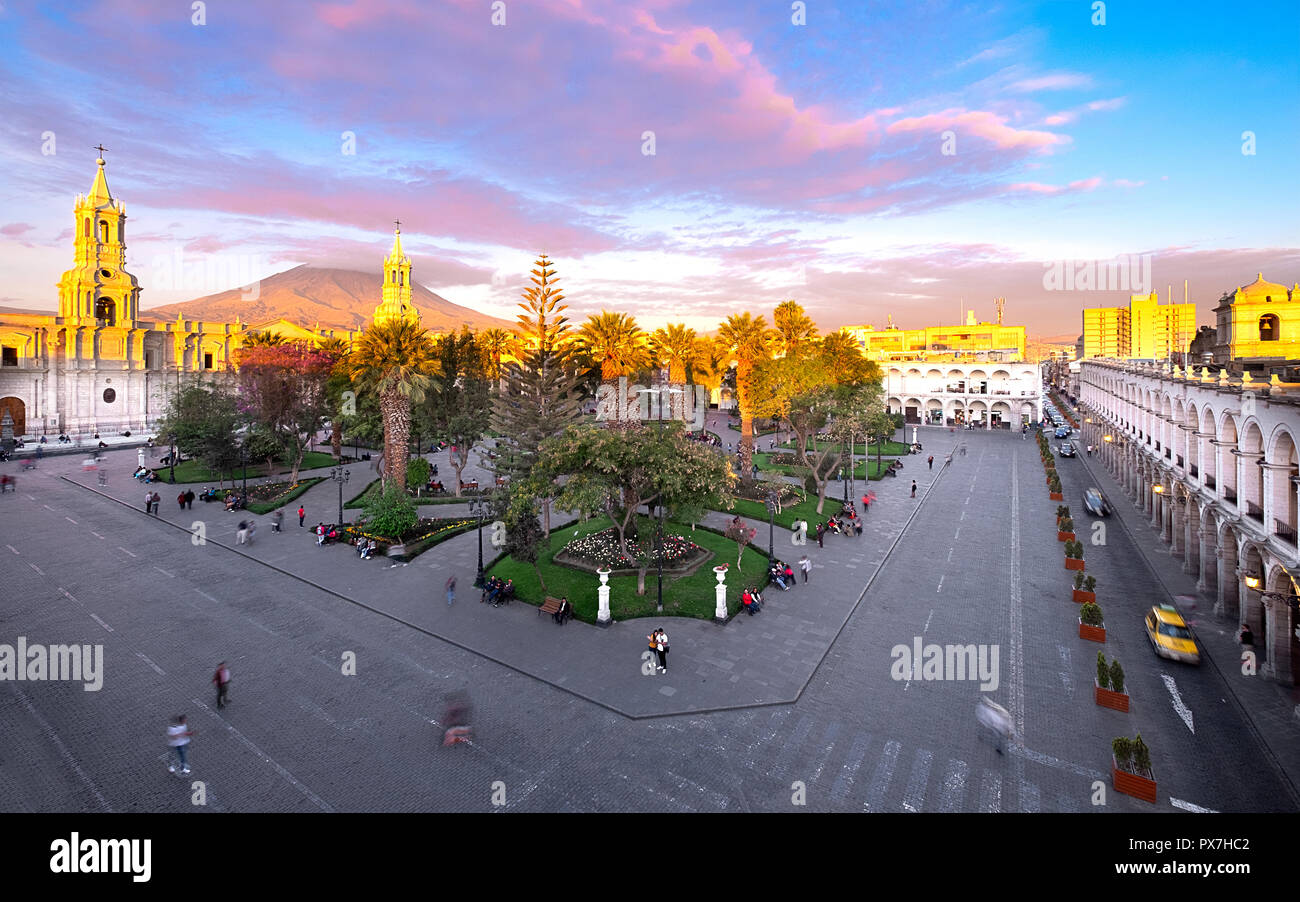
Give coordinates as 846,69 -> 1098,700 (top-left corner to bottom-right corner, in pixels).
345,477 -> 494,509
246,478 -> 324,514
486,515 -> 773,622
779,438 -> 910,456
727,492 -> 851,530
751,452 -> 873,481
156,450 -> 342,485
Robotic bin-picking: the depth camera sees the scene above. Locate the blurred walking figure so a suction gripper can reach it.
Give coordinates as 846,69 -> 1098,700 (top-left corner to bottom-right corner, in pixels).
167,715 -> 193,774
237,520 -> 248,544
212,662 -> 231,709
272,510 -> 283,532
442,691 -> 472,746
976,698 -> 1014,755
445,575 -> 457,606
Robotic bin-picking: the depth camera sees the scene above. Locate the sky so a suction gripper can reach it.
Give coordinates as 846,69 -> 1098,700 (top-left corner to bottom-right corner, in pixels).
1,0 -> 1297,338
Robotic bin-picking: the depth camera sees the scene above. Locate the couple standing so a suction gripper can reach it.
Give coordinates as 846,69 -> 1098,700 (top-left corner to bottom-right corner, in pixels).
647,628 -> 669,673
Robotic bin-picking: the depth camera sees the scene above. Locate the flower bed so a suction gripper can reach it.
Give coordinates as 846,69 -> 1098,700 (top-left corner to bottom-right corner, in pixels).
349,516 -> 477,561
556,527 -> 708,572
245,477 -> 324,514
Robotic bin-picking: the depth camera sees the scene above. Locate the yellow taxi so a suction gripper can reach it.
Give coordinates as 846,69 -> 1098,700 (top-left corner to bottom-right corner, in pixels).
1145,605 -> 1200,664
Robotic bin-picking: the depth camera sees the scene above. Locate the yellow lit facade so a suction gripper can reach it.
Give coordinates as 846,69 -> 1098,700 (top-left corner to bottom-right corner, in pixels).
371,225 -> 421,328
840,312 -> 1026,362
1081,293 -> 1196,360
1212,273 -> 1300,365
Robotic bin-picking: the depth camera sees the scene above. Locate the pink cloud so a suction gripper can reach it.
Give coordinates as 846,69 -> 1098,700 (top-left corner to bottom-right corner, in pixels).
887,109 -> 1066,151
0,223 -> 35,237
1009,73 -> 1093,92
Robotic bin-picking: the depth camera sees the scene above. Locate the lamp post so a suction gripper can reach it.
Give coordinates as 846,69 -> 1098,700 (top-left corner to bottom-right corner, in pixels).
469,497 -> 486,588
765,488 -> 779,569
239,445 -> 248,497
330,466 -> 350,526
168,432 -> 176,484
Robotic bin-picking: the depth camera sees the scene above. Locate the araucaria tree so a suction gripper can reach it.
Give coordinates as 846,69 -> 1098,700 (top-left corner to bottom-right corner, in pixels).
491,255 -> 583,538
346,318 -> 440,492
234,341 -> 336,484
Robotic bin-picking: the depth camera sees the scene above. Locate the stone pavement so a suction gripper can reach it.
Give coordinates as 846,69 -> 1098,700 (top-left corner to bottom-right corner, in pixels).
1075,441 -> 1300,804
56,423 -> 967,718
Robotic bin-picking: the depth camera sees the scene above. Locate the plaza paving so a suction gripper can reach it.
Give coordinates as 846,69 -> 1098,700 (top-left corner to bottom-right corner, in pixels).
0,419 -> 1295,812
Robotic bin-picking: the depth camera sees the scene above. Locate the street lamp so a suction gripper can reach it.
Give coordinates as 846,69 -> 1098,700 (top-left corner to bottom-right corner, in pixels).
764,488 -> 779,569
239,445 -> 248,497
330,466 -> 350,526
168,432 -> 176,484
468,497 -> 487,588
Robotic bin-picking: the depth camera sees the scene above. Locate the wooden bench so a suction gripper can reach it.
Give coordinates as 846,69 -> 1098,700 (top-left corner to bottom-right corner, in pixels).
539,596 -> 571,623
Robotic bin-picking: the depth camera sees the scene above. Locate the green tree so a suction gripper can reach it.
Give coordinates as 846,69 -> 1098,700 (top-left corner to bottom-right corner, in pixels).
772,300 -> 818,359
234,341 -> 336,484
424,327 -> 493,496
716,312 -> 774,475
157,380 -> 241,488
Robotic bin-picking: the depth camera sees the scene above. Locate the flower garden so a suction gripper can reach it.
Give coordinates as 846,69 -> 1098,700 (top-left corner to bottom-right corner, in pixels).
555,526 -> 710,573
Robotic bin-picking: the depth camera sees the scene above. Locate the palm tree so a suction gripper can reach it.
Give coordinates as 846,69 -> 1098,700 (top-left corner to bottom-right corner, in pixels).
240,331 -> 288,349
318,336 -> 353,460
576,311 -> 651,422
716,312 -> 774,474
478,327 -> 515,384
346,318 -> 440,491
773,300 -> 818,359
651,323 -> 698,384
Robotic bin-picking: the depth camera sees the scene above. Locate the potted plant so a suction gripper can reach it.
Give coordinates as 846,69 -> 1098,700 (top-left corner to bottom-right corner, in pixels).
1064,539 -> 1085,571
1095,653 -> 1129,711
1056,505 -> 1071,526
1111,734 -> 1156,802
1049,475 -> 1063,501
1058,516 -> 1075,542
1072,573 -> 1096,603
1079,601 -> 1106,642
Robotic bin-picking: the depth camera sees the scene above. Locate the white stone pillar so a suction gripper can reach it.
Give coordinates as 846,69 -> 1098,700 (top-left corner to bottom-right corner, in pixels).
1196,527 -> 1212,593
713,565 -> 729,621
596,568 -> 612,624
1214,551 -> 1228,615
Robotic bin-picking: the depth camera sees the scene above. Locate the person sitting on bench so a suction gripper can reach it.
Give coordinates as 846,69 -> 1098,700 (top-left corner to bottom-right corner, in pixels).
553,596 -> 570,624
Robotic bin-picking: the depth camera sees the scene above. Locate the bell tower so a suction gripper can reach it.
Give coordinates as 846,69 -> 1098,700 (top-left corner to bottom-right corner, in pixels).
372,221 -> 419,327
57,148 -> 141,327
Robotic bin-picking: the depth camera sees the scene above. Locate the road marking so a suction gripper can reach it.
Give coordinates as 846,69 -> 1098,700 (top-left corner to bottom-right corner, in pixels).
947,548 -> 953,562
1019,779 -> 1041,813
117,547 -> 137,558
953,527 -> 960,540
959,510 -> 966,521
1171,797 -> 1219,813
90,531 -> 104,539
11,684 -> 112,812
195,589 -> 217,602
65,516 -> 77,524
29,563 -> 44,575
88,613 -> 114,632
977,771 -> 1001,813
937,758 -> 970,812
5,544 -> 17,555
136,652 -> 165,676
904,610 -> 934,692
1161,674 -> 1195,733
43,504 -> 56,512
901,748 -> 934,812
192,699 -> 334,812
1013,745 -> 1106,780
964,497 -> 970,505
864,740 -> 900,811
936,575 -> 944,592
60,588 -> 78,603
25,494 -> 35,500
830,733 -> 871,802
153,566 -> 175,578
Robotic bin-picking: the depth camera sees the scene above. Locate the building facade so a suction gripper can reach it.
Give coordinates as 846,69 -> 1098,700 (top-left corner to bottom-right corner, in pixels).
841,310 -> 1026,363
0,156 -> 360,438
1079,359 -> 1300,686
1081,292 -> 1196,360
1212,273 -> 1300,366
884,361 -> 1041,427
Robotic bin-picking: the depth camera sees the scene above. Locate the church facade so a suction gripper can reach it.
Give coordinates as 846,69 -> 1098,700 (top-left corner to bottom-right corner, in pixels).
0,156 -> 370,439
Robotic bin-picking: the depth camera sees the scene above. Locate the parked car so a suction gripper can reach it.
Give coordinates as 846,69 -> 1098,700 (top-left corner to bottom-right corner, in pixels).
1054,426 -> 1072,438
1059,442 -> 1076,457
1145,605 -> 1200,664
1082,487 -> 1110,516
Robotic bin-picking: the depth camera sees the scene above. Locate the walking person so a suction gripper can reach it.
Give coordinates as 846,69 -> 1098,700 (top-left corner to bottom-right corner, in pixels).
815,522 -> 824,548
298,505 -> 306,527
212,662 -> 231,709
799,554 -> 811,584
177,490 -> 186,511
911,479 -> 917,499
445,575 -> 457,606
927,455 -> 934,470
246,520 -> 256,545
152,491 -> 162,514
272,509 -> 283,532
166,715 -> 193,775
144,489 -> 153,513
237,520 -> 248,544
185,488 -> 195,509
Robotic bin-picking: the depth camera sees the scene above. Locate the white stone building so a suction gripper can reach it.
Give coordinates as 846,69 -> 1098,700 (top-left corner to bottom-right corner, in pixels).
884,361 -> 1042,428
1080,359 -> 1300,685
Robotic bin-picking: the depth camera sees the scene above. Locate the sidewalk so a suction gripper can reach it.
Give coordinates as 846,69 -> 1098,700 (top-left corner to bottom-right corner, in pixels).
1075,422 -> 1300,805
59,423 -> 968,717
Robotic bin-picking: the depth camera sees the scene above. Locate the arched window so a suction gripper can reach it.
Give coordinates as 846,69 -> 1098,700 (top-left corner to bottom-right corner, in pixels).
94,297 -> 116,326
83,218 -> 90,237
118,220 -> 124,242
1259,314 -> 1279,342
99,220 -> 109,243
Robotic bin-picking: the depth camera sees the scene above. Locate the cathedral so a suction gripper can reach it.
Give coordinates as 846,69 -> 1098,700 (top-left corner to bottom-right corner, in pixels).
0,155 -> 416,439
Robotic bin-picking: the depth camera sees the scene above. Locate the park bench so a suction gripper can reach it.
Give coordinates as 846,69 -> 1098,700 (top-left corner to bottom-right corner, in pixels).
539,596 -> 571,623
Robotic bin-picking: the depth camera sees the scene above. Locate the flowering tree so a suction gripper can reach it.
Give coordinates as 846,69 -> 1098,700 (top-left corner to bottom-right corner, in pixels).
235,342 -> 335,484
724,517 -> 758,565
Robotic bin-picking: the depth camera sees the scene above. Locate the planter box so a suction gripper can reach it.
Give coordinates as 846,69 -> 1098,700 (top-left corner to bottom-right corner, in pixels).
1095,682 -> 1130,712
1065,557 -> 1085,571
1072,589 -> 1095,604
1078,619 -> 1106,642
1050,492 -> 1064,501
1057,531 -> 1075,542
1112,757 -> 1157,803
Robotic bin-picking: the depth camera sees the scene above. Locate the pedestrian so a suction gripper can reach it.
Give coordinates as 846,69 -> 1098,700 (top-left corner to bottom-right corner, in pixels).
928,455 -> 934,470
166,715 -> 193,775
177,490 -> 186,511
144,489 -> 153,513
185,489 -> 195,509
212,662 -> 231,709
446,575 -> 456,606
799,554 -> 811,584
816,522 -> 824,548
246,521 -> 256,545
911,479 -> 917,498
272,510 -> 283,532
654,628 -> 669,672
138,447 -> 145,469
298,505 -> 306,527
153,491 -> 162,514
237,520 -> 248,544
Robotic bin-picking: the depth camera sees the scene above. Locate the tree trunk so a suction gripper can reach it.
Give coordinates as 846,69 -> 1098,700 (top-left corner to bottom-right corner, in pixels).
451,446 -> 468,496
332,421 -> 342,461
533,561 -> 548,594
380,386 -> 410,491
637,566 -> 647,596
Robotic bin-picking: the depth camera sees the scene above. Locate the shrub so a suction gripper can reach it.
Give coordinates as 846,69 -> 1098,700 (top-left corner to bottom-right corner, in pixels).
1060,517 -> 1073,532
362,484 -> 419,540
1109,659 -> 1126,694
1080,602 -> 1104,626
1057,505 -> 1071,519
1096,651 -> 1110,688
406,457 -> 431,488
1132,734 -> 1151,775
1112,736 -> 1133,768
1066,540 -> 1084,559
1074,571 -> 1086,590
1084,575 -> 1097,592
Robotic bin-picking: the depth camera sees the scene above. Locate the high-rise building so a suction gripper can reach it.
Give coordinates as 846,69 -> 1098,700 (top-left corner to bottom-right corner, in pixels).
841,309 -> 1026,362
1080,291 -> 1195,360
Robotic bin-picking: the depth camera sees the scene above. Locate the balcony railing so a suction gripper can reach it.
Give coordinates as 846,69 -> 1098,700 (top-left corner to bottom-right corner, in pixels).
1246,501 -> 1264,522
1176,455 -> 1184,468
1189,464 -> 1198,478
1274,520 -> 1297,545
1204,474 -> 1215,489
1223,486 -> 1236,503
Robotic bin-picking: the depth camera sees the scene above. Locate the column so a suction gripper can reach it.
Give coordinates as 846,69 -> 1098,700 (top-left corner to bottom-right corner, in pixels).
1215,551 -> 1229,615
1196,527 -> 1212,593
1182,509 -> 1196,574
1169,497 -> 1182,555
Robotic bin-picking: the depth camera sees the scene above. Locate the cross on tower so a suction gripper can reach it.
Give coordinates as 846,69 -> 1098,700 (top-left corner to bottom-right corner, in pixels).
394,219 -> 401,232
94,143 -> 108,158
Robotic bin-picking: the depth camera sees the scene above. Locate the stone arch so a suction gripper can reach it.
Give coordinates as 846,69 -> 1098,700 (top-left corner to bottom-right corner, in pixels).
1240,420 -> 1265,519
1267,425 -> 1298,547
1218,523 -> 1242,616
0,396 -> 26,437
1259,313 -> 1280,342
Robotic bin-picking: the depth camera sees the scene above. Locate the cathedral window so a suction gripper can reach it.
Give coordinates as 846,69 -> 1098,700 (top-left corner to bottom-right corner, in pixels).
83,218 -> 90,237
1259,314 -> 1279,342
1,347 -> 16,367
204,352 -> 213,369
94,297 -> 116,326
118,220 -> 125,242
99,220 -> 109,243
